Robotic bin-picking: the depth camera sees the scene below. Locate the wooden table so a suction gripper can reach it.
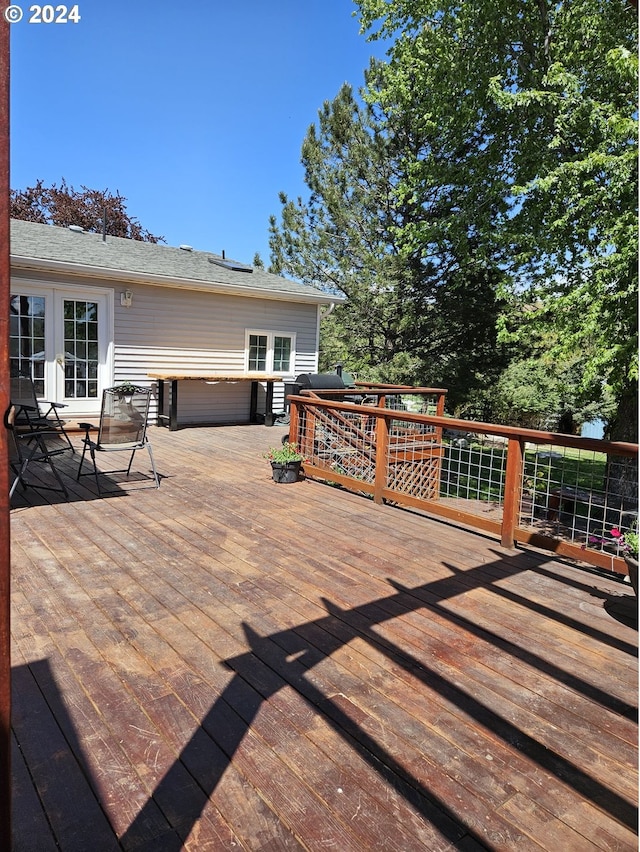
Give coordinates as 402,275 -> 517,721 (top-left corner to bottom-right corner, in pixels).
147,372 -> 281,431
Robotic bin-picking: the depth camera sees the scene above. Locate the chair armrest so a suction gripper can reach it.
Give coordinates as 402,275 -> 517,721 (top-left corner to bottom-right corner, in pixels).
16,428 -> 68,440
47,400 -> 68,409
78,422 -> 96,432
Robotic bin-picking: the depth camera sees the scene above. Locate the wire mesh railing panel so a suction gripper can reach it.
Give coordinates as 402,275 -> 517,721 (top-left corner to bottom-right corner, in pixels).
306,405 -> 377,484
439,430 -> 506,511
291,394 -> 638,574
519,444 -> 638,556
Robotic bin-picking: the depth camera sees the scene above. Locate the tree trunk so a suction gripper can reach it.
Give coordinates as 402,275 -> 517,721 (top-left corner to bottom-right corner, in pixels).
608,380 -> 638,444
605,380 -> 638,507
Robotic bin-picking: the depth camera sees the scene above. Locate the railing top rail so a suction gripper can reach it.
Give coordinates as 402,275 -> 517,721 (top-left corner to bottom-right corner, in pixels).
293,386 -> 447,397
287,394 -> 638,457
354,384 -> 449,394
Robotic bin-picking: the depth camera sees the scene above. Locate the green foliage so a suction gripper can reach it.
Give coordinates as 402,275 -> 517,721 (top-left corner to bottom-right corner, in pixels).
620,526 -> 639,559
470,353 -> 618,431
11,178 -> 164,242
269,76 -> 506,406
263,442 -> 305,463
112,381 -> 140,395
355,0 -> 638,439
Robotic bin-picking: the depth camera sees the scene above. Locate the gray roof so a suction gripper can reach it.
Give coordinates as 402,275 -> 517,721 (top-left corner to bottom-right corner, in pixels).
10,219 -> 340,305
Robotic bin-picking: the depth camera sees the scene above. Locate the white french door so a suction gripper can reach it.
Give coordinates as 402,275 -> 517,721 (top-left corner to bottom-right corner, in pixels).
10,283 -> 113,415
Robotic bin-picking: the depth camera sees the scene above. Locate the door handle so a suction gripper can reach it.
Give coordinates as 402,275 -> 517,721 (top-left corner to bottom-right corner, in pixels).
56,354 -> 65,366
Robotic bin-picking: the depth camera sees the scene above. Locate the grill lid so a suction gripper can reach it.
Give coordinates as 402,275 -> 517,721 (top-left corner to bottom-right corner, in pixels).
294,373 -> 348,390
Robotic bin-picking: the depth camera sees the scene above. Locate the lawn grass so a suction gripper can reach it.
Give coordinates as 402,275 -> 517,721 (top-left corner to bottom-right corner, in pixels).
441,441 -> 609,503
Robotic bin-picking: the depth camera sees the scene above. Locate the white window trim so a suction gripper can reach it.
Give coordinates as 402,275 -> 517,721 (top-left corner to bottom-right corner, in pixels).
244,329 -> 296,375
10,278 -> 114,408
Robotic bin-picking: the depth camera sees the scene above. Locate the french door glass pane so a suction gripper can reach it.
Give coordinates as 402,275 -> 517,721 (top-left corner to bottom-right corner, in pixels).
63,299 -> 99,398
9,294 -> 46,395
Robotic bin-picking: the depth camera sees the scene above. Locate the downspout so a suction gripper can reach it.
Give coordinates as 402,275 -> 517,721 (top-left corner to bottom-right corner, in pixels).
0,6 -> 10,846
320,301 -> 335,319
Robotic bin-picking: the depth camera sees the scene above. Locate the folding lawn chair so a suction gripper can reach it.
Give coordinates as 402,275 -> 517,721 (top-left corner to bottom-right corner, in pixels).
76,385 -> 159,495
5,405 -> 69,499
10,372 -> 75,453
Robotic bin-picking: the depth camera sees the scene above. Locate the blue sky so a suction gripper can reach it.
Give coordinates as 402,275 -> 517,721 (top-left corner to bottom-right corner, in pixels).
9,0 -> 391,264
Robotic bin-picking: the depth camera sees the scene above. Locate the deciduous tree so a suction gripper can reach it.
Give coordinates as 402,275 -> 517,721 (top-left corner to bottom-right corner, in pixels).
355,0 -> 638,441
269,75 -> 506,408
11,178 -> 164,243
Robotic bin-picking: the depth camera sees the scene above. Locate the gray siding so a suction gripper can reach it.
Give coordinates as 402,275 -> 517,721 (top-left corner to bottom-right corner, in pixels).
11,269 -> 319,423
113,283 -> 318,423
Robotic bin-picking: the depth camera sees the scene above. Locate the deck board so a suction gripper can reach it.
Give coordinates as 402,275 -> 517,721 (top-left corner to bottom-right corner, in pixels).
9,424 -> 638,851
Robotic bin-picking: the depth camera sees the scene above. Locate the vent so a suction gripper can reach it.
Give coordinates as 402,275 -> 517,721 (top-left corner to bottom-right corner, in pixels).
179,244 -> 193,251
208,257 -> 253,273
68,225 -> 84,233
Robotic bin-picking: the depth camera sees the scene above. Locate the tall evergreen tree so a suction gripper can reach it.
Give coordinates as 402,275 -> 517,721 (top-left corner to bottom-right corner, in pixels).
269,74 -> 506,407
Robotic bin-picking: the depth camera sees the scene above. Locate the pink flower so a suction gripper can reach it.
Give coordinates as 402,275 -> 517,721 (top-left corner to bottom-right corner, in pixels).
610,528 -> 622,539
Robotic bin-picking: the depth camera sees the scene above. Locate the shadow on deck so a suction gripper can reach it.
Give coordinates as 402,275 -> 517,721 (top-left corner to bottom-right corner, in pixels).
10,425 -> 639,851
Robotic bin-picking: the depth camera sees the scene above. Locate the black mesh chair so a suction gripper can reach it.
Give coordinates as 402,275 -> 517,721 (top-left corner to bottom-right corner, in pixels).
5,405 -> 69,499
10,372 -> 75,453
76,385 -> 159,495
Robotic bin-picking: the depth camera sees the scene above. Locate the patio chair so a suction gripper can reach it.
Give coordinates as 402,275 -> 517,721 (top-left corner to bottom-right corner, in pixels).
76,385 -> 160,495
5,405 -> 69,499
10,372 -> 75,454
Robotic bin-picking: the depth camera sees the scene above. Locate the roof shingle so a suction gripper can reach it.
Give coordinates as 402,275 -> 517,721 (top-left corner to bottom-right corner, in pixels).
10,219 -> 338,304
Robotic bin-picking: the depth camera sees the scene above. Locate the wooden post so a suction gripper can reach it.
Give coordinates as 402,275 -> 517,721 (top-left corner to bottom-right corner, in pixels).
156,378 -> 165,426
502,437 -> 524,549
0,7 -> 11,846
434,391 -> 446,443
373,412 -> 389,505
288,397 -> 298,440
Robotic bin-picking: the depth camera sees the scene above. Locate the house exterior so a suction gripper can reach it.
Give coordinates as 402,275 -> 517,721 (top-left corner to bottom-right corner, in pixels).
10,219 -> 341,425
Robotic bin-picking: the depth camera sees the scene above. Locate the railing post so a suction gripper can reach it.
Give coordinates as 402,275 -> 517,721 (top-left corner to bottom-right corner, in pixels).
288,397 -> 299,443
374,411 -> 389,504
502,437 -> 524,549
434,391 -> 446,442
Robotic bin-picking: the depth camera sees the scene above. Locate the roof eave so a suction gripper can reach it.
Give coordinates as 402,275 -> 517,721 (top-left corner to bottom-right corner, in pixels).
10,254 -> 345,305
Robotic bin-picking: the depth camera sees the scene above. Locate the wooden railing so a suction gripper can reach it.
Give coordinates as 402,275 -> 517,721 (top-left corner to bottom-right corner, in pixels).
288,391 -> 639,577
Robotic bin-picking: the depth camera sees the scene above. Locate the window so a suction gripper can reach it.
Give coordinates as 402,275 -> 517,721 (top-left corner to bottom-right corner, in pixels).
273,336 -> 292,371
248,334 -> 268,371
10,294 -> 46,395
246,330 -> 295,374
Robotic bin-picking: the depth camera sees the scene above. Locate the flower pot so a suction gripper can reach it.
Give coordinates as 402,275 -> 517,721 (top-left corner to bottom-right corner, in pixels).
271,460 -> 301,483
624,555 -> 638,596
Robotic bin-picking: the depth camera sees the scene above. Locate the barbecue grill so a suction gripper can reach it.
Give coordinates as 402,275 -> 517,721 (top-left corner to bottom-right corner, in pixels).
284,373 -> 364,411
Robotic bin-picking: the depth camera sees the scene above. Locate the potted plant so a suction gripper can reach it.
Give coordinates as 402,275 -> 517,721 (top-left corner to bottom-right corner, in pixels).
113,381 -> 139,402
589,523 -> 639,596
264,441 -> 306,483
611,524 -> 639,596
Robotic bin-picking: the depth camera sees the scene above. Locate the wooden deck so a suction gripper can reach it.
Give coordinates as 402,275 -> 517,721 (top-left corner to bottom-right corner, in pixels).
9,424 -> 639,851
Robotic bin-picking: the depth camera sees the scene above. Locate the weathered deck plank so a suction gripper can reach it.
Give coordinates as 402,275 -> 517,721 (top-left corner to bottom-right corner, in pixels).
9,424 -> 638,851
